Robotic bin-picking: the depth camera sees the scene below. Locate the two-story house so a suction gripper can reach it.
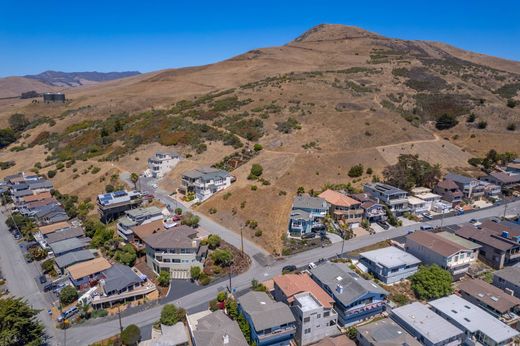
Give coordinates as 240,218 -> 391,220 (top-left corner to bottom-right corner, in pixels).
67,257 -> 112,289
238,291 -> 297,346
180,167 -> 233,202
455,220 -> 520,269
405,231 -> 479,279
318,190 -> 363,227
273,273 -> 339,345
97,190 -> 142,223
358,246 -> 421,284
309,262 -> 388,326
147,152 -> 180,179
351,193 -> 387,223
142,225 -> 206,279
481,171 -> 520,189
363,183 -> 409,216
288,194 -> 328,236
356,318 -> 421,346
433,179 -> 463,206
116,206 -> 163,241
493,266 -> 520,298
445,173 -> 485,200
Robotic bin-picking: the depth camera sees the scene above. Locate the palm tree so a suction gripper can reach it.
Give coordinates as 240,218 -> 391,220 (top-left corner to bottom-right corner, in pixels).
130,172 -> 139,190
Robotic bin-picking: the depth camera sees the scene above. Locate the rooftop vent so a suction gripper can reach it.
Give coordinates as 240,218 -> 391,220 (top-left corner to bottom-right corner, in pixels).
336,284 -> 344,294
490,296 -> 499,302
223,333 -> 230,344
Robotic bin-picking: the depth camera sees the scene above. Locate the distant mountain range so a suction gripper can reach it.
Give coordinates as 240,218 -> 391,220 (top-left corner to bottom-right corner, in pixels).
24,70 -> 141,87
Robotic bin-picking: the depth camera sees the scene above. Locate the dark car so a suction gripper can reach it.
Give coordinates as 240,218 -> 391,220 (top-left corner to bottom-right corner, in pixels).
43,283 -> 54,292
377,221 -> 390,230
38,275 -> 47,284
282,265 -> 297,273
302,232 -> 316,239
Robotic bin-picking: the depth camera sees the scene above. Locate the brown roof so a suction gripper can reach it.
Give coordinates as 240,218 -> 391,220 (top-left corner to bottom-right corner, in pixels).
406,231 -> 467,257
67,257 -> 112,280
21,191 -> 52,203
456,225 -> 518,252
318,190 -> 360,207
458,278 -> 520,314
437,179 -> 460,191
489,171 -> 520,184
273,273 -> 333,308
313,335 -> 356,346
39,221 -> 71,235
480,220 -> 520,238
132,219 -> 165,240
142,225 -> 198,249
25,197 -> 59,209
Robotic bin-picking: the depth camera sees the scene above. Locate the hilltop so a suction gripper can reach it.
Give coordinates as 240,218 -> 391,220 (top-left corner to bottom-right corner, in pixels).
0,24 -> 519,253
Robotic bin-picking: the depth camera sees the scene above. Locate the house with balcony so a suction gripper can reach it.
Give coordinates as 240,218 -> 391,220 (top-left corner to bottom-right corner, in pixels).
318,190 -> 363,227
309,262 -> 387,326
482,171 -> 520,189
411,188 -> 442,210
142,225 -> 206,279
180,167 -> 233,202
358,246 -> 421,284
434,179 -> 463,206
147,152 -> 180,179
390,302 -> 464,346
505,159 -> 520,175
116,206 -> 163,241
351,194 -> 386,223
356,317 -> 421,346
97,190 -> 142,223
363,183 -> 409,216
67,257 -> 112,289
187,310 -> 248,346
493,266 -> 520,299
445,173 -> 485,200
273,273 -> 339,345
457,278 -> 520,328
405,231 -> 479,279
429,295 -> 519,346
288,194 -> 328,236
455,220 -> 520,269
238,291 -> 297,346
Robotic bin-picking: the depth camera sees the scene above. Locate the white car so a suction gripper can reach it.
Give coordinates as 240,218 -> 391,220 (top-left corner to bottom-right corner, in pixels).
308,262 -> 317,269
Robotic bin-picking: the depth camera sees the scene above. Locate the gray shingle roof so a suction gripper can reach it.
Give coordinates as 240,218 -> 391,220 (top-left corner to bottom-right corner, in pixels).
310,262 -> 387,306
142,226 -> 198,250
357,317 -> 421,346
193,310 -> 248,346
360,246 -> 421,269
238,291 -> 296,331
101,264 -> 142,294
55,250 -> 95,269
182,167 -> 230,181
494,266 -> 520,286
49,237 -> 87,255
292,194 -> 328,210
445,172 -> 476,185
44,227 -> 84,244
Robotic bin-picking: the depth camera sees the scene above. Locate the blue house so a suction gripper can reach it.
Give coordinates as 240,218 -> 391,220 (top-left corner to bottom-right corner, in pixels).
288,194 -> 328,236
238,291 -> 296,346
310,262 -> 388,326
358,246 -> 421,284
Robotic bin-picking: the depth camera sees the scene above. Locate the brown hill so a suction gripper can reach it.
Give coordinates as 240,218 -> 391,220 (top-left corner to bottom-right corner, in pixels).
0,76 -> 61,98
1,24 -> 519,253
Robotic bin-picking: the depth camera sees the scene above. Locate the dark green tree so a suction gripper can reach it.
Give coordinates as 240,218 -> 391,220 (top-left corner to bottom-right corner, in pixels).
0,297 -> 44,346
60,286 -> 78,305
410,265 -> 453,300
158,271 -> 171,287
207,234 -> 221,250
211,249 -> 233,267
121,324 -> 141,346
160,304 -> 186,326
383,154 -> 441,190
435,113 -> 458,130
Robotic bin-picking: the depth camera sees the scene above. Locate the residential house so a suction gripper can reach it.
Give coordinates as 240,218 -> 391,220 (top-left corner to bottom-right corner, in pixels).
49,237 -> 89,257
455,221 -> 520,269
445,173 -> 485,200
19,191 -> 52,203
481,181 -> 502,199
351,194 -> 386,222
238,291 -> 297,346
457,278 -> 520,327
318,190 -> 363,226
97,190 -> 142,223
313,335 -> 355,346
140,322 -> 189,346
67,257 -> 112,288
412,188 -> 442,211
180,167 -> 233,202
482,171 -> 520,189
356,317 -> 421,346
505,159 -> 520,175
18,197 -> 60,216
358,246 -> 421,284
273,273 -> 338,345
363,183 -> 409,216
142,225 -> 205,279
429,295 -> 519,346
309,262 -> 388,326
34,204 -> 69,225
147,152 -> 180,179
405,231 -> 479,279
116,206 -> 164,241
433,179 -> 463,206
54,250 -> 95,274
187,310 -> 248,346
288,194 -> 328,236
407,196 -> 429,214
390,302 -> 464,346
92,264 -> 155,310
44,226 -> 85,245
493,266 -> 520,298
38,221 -> 72,235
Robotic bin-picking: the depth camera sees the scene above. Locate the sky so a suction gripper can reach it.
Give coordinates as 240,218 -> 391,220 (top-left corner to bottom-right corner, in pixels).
1,0 -> 519,77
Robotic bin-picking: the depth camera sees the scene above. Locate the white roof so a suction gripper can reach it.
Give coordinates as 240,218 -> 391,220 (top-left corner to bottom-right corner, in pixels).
392,302 -> 463,344
407,196 -> 426,205
429,295 -> 519,344
294,292 -> 321,312
411,187 -> 431,194
415,192 -> 441,200
360,246 -> 421,269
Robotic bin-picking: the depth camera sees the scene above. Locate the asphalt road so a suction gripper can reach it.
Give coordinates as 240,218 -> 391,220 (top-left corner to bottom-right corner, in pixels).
60,198 -> 520,345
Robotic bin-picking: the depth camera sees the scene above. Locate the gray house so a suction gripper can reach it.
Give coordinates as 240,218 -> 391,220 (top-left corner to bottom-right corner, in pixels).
288,194 -> 328,236
356,317 -> 421,346
493,266 -> 520,298
49,237 -> 89,256
358,246 -> 421,284
363,183 -> 409,216
390,302 -> 464,346
189,310 -> 248,346
445,173 -> 485,200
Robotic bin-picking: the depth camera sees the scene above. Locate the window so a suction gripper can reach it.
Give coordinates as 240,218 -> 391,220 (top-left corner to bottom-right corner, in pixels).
304,317 -> 310,323
317,314 -> 321,319
323,311 -> 330,317
304,328 -> 311,334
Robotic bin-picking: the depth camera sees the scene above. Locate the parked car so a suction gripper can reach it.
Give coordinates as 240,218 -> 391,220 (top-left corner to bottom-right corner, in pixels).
422,212 -> 433,220
420,224 -> 434,231
377,221 -> 390,230
57,306 -> 78,323
308,262 -> 317,269
282,265 -> 297,273
43,283 -> 54,292
301,232 -> 316,239
38,275 -> 47,284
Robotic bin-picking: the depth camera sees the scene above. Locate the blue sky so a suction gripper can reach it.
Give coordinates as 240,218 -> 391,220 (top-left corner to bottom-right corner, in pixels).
1,0 -> 519,77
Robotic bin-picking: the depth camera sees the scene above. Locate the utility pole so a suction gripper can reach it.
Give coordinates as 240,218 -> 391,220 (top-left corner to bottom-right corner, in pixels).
503,200 -> 509,219
117,305 -> 123,335
340,227 -> 346,258
240,225 -> 244,255
228,262 -> 233,293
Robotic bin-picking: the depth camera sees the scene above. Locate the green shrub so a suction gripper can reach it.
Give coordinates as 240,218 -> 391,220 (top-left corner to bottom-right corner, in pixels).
207,234 -> 221,250
348,164 -> 364,178
507,123 -> 516,131
411,265 -> 453,300
60,286 -> 78,305
190,266 -> 201,280
47,170 -> 57,178
435,113 -> 458,130
477,121 -> 488,129
253,143 -> 263,151
160,304 -> 185,326
211,249 -> 233,267
466,113 -> 476,123
121,324 -> 141,346
158,271 -> 171,287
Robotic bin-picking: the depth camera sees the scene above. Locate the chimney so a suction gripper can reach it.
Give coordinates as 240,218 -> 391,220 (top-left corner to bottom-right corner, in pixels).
222,333 -> 230,344
336,284 -> 344,294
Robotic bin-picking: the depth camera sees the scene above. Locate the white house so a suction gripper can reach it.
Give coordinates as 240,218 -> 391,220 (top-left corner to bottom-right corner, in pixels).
180,167 -> 233,202
147,152 -> 180,178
